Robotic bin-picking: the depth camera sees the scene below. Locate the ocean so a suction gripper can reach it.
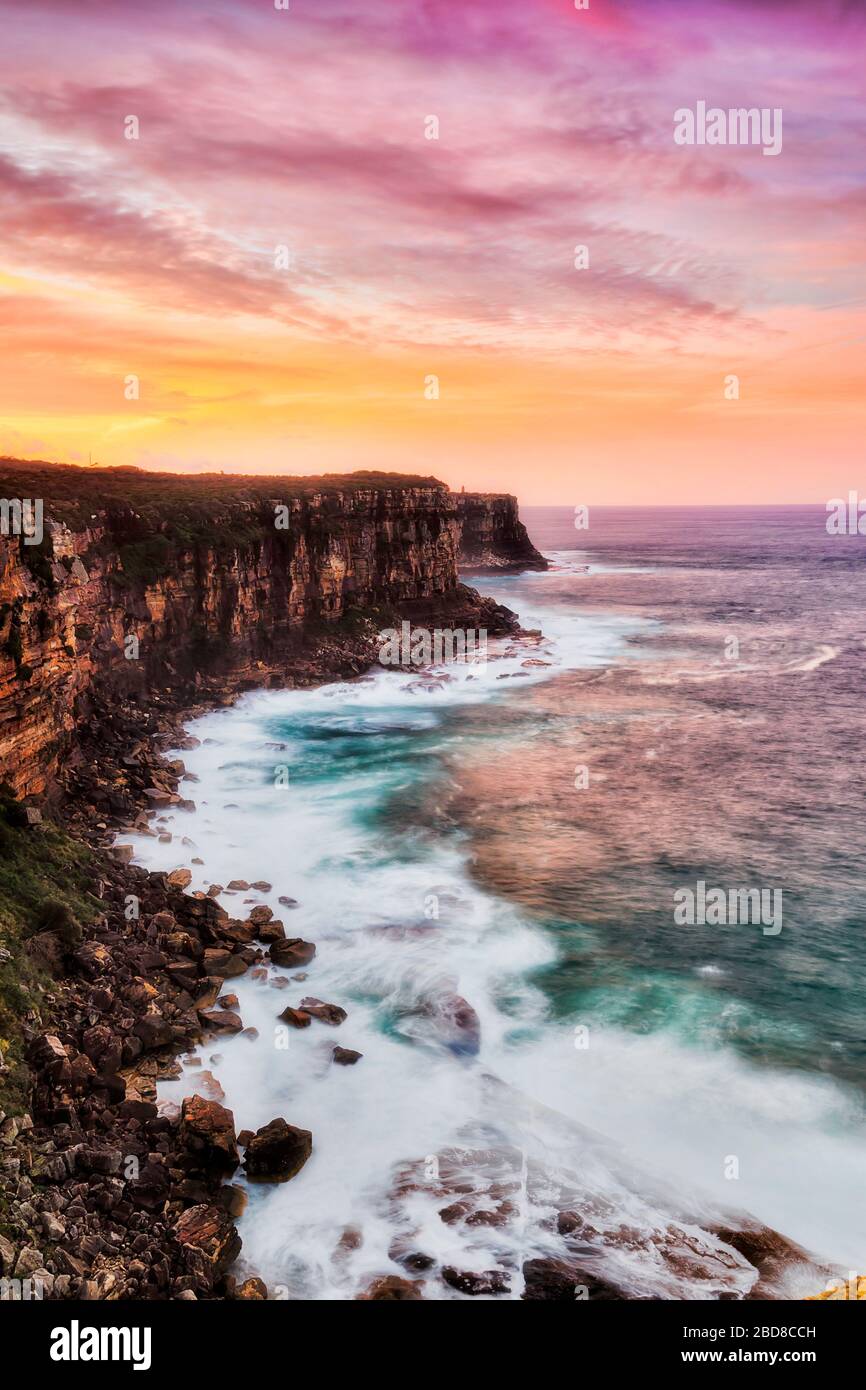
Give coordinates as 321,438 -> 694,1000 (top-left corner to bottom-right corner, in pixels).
124,506 -> 866,1298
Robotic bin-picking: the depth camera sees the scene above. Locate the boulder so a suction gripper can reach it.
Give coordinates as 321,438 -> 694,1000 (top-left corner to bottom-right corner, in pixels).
299,996 -> 346,1026
269,938 -> 316,969
242,1118 -> 312,1183
521,1257 -> 621,1301
203,947 -> 248,979
357,1275 -> 424,1301
278,1007 -> 312,1029
167,868 -> 192,889
441,1266 -> 510,1296
423,991 -> 481,1056
179,1095 -> 239,1173
198,1009 -> 244,1033
173,1205 -> 242,1288
332,1047 -> 363,1066
259,920 -> 285,943
234,1277 -> 268,1300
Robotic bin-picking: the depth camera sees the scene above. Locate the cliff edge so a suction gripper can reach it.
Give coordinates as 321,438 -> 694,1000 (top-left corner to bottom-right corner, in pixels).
0,460 -> 545,798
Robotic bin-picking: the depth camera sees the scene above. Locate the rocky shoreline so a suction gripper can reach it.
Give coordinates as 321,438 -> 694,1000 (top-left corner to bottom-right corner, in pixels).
0,600 -> 531,1301
2,637 -> 843,1303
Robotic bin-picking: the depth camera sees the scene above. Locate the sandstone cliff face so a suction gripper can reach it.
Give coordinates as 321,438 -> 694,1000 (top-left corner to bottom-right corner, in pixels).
0,466 -> 544,797
455,492 -> 547,572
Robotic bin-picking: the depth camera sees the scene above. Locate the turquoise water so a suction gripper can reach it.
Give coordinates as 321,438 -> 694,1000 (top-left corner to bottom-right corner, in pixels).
123,507 -> 866,1295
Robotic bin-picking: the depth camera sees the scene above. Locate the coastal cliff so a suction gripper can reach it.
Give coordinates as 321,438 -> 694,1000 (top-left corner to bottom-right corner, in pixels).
0,459 -> 549,1301
0,460 -> 544,798
455,492 -> 547,571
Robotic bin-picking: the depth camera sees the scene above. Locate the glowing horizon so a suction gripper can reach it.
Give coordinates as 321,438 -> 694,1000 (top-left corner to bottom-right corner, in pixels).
0,0 -> 863,505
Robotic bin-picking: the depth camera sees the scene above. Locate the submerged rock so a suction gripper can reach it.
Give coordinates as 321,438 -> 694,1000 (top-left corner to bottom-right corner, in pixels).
299,996 -> 346,1026
422,991 -> 481,1056
521,1257 -> 622,1301
357,1275 -> 424,1301
441,1267 -> 510,1297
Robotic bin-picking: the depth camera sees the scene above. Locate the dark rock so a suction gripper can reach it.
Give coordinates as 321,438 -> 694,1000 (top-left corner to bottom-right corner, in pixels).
521,1256 -> 623,1301
269,938 -> 316,969
357,1274 -> 424,1301
173,1204 -> 241,1287
179,1095 -> 239,1174
332,1047 -> 362,1066
242,1118 -> 312,1183
234,1276 -> 268,1300
202,947 -> 246,978
198,1008 -> 244,1033
299,997 -> 346,1026
441,1266 -> 510,1296
258,920 -> 285,943
278,1007 -> 311,1029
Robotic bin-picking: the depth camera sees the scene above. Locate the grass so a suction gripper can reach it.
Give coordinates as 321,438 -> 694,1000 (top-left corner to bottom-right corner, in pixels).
0,788 -> 101,1113
0,457 -> 449,592
0,458 -> 446,535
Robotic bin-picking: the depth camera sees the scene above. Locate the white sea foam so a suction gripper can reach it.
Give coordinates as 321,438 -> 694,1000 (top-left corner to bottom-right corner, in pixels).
118,590 -> 866,1297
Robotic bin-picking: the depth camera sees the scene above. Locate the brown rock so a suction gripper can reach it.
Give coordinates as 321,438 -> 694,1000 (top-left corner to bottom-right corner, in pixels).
299,996 -> 346,1025
144,788 -> 172,807
422,991 -> 480,1056
332,1047 -> 363,1066
180,1094 -> 239,1173
521,1257 -> 621,1301
198,1008 -> 244,1033
166,959 -> 199,991
279,1007 -> 312,1029
357,1275 -> 424,1301
234,1277 -> 268,1300
219,1185 -> 248,1219
269,938 -> 316,969
441,1266 -> 510,1296
167,868 -> 193,889
242,1118 -> 312,1183
203,947 -> 248,979
173,1205 -> 242,1286
258,920 -> 285,943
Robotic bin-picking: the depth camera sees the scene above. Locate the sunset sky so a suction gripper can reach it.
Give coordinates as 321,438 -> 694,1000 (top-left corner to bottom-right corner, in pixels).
0,0 -> 863,503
